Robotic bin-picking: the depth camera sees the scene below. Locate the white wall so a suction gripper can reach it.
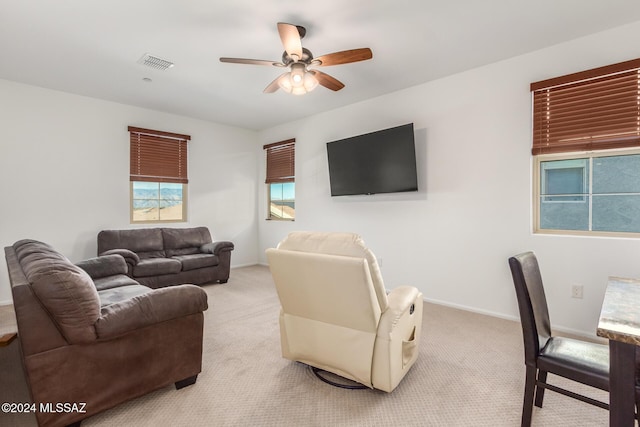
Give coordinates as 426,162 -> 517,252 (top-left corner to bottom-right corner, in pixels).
0,80 -> 259,304
258,21 -> 640,337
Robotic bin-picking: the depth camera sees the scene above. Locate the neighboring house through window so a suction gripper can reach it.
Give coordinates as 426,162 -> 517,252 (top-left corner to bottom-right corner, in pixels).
129,126 -> 190,223
264,139 -> 295,220
531,59 -> 640,236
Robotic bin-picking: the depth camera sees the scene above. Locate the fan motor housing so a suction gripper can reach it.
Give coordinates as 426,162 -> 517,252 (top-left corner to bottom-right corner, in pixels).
282,47 -> 314,65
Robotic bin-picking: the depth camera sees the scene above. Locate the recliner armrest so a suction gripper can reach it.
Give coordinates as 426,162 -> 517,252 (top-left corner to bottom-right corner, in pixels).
76,254 -> 128,279
95,285 -> 208,339
377,286 -> 421,337
200,241 -> 234,255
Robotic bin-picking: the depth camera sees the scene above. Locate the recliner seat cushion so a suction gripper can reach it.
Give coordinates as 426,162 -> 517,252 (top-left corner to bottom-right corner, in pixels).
133,258 -> 182,277
173,254 -> 219,271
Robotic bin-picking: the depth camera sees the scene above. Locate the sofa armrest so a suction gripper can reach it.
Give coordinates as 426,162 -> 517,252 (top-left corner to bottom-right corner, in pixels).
100,248 -> 139,266
100,248 -> 140,263
76,254 -> 128,279
200,241 -> 234,255
95,284 -> 208,339
377,286 -> 421,337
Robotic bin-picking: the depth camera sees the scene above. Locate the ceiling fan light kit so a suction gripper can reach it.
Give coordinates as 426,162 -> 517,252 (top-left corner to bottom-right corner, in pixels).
220,22 -> 372,95
277,63 -> 319,95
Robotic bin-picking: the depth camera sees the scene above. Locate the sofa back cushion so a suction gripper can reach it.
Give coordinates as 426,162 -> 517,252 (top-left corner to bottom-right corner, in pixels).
98,228 -> 165,258
13,240 -> 100,344
163,227 -> 212,257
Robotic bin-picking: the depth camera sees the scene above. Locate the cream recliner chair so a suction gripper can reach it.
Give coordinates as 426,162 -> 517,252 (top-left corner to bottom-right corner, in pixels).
266,231 -> 423,392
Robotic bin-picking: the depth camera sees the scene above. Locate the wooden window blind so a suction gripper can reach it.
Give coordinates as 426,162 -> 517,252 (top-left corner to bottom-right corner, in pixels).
129,126 -> 190,184
264,139 -> 295,183
531,58 -> 640,155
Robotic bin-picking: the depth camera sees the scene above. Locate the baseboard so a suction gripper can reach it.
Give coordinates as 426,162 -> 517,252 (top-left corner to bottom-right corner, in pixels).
231,263 -> 264,269
0,300 -> 13,307
422,296 -> 602,342
423,296 -> 521,323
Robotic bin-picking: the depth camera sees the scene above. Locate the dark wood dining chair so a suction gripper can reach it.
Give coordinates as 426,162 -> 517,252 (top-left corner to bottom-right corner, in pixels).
508,251 -> 610,427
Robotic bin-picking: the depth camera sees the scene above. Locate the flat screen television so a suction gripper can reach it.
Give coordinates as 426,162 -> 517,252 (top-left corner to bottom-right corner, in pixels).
326,123 -> 418,196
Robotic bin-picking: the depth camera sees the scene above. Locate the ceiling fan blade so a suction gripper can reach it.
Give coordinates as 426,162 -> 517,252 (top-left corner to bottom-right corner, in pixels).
277,22 -> 303,61
220,57 -> 285,67
313,48 -> 373,66
263,73 -> 288,93
309,70 -> 345,91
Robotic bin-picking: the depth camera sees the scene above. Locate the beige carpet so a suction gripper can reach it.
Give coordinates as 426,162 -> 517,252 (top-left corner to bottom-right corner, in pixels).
0,265 -> 611,426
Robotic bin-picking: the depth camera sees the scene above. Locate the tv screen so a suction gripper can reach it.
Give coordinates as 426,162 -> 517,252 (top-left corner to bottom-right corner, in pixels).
326,123 -> 418,196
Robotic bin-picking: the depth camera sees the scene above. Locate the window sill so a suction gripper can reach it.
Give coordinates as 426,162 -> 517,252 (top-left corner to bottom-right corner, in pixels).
534,229 -> 640,239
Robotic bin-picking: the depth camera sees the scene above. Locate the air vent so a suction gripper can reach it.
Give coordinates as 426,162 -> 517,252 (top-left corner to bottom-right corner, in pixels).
138,53 -> 174,71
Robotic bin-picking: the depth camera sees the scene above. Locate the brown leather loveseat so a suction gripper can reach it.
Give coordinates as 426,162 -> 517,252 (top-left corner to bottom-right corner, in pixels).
4,239 -> 208,427
97,226 -> 234,288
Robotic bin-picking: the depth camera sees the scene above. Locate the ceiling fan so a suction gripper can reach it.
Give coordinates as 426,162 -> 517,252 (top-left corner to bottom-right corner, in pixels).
220,22 -> 373,95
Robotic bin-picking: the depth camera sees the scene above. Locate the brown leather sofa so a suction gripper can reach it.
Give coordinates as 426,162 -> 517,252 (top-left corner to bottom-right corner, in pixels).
5,239 -> 208,427
97,226 -> 234,288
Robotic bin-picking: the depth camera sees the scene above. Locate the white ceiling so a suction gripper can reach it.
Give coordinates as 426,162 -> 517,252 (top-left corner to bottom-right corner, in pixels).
2,0 -> 640,131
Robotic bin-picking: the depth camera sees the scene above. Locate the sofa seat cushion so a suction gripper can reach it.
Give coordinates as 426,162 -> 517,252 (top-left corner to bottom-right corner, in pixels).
172,254 -> 219,271
98,284 -> 152,307
93,274 -> 141,291
133,258 -> 182,278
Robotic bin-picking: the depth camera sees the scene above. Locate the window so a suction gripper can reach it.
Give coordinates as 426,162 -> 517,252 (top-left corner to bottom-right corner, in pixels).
536,152 -> 640,233
541,159 -> 588,203
531,58 -> 640,236
129,126 -> 190,223
264,139 -> 295,220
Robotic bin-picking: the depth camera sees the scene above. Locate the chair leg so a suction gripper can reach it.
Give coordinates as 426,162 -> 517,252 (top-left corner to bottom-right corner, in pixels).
521,366 -> 537,427
636,387 -> 639,423
534,370 -> 547,408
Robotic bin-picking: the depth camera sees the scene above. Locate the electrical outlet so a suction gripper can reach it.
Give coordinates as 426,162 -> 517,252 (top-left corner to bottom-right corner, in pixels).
571,284 -> 584,299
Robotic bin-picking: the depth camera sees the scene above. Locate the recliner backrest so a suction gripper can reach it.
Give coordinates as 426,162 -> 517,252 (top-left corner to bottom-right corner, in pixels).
269,249 -> 382,333
275,231 -> 388,311
508,252 -> 552,365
